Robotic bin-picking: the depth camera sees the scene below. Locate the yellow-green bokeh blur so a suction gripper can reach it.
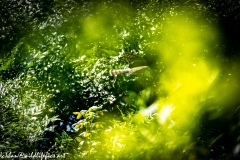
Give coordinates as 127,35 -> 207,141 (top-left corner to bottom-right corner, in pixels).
98,6 -> 224,159
155,12 -> 220,128
72,2 -> 240,159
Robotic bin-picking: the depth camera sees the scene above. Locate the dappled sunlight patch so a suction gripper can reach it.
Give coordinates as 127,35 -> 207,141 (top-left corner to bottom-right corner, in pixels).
158,104 -> 174,124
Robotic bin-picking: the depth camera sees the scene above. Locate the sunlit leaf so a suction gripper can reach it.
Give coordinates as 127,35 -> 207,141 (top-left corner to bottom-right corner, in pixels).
75,137 -> 82,143
55,138 -> 60,144
74,123 -> 84,129
84,132 -> 91,137
73,112 -> 83,119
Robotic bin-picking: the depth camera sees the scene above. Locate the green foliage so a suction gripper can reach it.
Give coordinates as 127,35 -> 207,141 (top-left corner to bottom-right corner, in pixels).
52,131 -> 73,155
1,1 -> 240,160
71,106 -> 107,159
1,0 -> 143,154
0,79 -> 59,152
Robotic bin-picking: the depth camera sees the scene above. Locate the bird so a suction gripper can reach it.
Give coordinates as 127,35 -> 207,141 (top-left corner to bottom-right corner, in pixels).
109,52 -> 149,76
109,66 -> 149,77
123,52 -> 147,68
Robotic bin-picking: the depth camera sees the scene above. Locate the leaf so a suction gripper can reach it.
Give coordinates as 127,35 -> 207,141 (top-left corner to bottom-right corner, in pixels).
0,145 -> 5,148
33,111 -> 42,116
97,111 -> 104,116
80,141 -> 84,145
31,117 -> 37,120
89,106 -> 102,112
73,112 -> 82,120
49,115 -> 61,122
74,123 -> 84,129
84,132 -> 91,137
29,103 -> 37,107
75,137 -> 82,142
47,125 -> 57,132
95,124 -> 100,129
55,138 -> 60,144
95,122 -> 104,129
61,131 -> 68,139
56,133 -> 62,140
79,131 -> 91,137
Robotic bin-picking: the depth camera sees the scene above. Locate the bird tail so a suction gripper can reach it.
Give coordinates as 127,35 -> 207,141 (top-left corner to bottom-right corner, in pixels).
129,66 -> 149,74
110,66 -> 149,76
109,68 -> 131,76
